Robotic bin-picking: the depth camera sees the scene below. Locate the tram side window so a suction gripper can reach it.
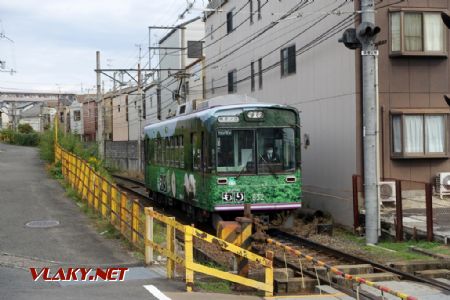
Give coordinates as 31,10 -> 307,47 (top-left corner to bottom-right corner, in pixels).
162,138 -> 167,165
191,133 -> 201,171
179,136 -> 184,168
166,138 -> 173,166
155,139 -> 160,164
173,137 -> 179,166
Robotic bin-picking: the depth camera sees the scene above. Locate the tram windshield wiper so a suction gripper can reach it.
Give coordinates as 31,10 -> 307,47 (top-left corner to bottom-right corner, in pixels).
236,152 -> 254,179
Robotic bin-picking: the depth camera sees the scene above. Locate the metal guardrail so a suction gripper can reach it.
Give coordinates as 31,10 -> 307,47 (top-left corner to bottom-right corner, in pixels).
266,236 -> 418,300
55,143 -> 274,296
144,208 -> 274,295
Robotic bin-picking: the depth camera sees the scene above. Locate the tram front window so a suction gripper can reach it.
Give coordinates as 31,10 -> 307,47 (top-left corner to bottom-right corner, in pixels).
257,128 -> 295,173
217,129 -> 255,174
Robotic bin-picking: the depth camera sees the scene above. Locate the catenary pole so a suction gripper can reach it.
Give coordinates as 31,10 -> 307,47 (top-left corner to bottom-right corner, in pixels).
96,51 -> 104,158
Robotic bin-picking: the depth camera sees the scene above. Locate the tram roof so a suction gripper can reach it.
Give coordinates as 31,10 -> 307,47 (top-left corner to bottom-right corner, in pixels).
143,103 -> 297,135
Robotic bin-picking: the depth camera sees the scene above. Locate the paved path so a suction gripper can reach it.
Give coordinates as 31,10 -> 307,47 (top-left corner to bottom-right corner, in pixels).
0,143 -> 261,300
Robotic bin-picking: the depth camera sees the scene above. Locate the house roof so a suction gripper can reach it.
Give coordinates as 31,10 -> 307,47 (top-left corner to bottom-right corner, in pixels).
159,17 -> 201,45
21,104 -> 42,117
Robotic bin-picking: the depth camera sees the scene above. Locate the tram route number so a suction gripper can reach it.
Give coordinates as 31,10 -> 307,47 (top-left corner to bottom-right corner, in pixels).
222,192 -> 245,202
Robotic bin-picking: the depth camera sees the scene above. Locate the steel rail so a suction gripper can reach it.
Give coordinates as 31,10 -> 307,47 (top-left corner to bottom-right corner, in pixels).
267,228 -> 450,293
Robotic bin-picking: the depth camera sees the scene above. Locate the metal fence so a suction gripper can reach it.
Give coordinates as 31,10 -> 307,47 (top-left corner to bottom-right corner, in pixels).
55,143 -> 274,295
352,174 -> 450,242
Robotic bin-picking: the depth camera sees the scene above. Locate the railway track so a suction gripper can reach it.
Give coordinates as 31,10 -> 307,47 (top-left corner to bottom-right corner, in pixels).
255,228 -> 450,298
113,174 -> 450,298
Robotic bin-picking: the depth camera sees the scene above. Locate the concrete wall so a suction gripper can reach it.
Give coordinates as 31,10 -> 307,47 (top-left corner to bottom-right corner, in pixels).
112,94 -> 129,141
204,0 -> 358,226
104,140 -> 143,172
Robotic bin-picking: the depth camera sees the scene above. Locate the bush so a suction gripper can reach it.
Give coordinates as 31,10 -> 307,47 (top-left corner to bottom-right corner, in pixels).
0,129 -> 40,146
39,129 -> 55,162
18,123 -> 34,134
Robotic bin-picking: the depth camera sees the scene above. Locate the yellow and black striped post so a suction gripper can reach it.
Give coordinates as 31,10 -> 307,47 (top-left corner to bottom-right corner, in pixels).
235,216 -> 252,283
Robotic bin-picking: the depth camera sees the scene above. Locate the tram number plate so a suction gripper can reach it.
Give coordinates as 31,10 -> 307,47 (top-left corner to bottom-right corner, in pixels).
222,192 -> 245,202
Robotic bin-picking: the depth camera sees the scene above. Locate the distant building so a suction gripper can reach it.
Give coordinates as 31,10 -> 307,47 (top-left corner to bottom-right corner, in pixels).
77,94 -> 97,142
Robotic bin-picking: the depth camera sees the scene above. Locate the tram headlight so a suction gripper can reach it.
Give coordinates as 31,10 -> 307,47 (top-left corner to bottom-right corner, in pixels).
246,111 -> 264,120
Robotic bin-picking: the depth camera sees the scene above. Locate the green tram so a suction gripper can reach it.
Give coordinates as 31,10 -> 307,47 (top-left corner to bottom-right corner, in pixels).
143,103 -> 302,222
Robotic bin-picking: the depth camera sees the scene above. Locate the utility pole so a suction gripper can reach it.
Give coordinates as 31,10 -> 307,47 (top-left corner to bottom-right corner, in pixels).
96,51 -> 104,158
360,0 -> 380,245
137,63 -> 142,173
340,0 -> 380,244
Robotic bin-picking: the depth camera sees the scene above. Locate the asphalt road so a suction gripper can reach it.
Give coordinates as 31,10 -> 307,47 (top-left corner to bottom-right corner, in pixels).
0,143 -> 263,300
0,143 -> 161,299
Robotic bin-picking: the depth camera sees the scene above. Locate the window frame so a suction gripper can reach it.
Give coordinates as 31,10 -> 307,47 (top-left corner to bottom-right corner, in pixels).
227,69 -> 237,94
389,8 -> 448,57
73,110 -> 81,121
250,61 -> 255,92
226,11 -> 234,34
280,45 -> 296,77
258,58 -> 263,89
390,110 -> 449,159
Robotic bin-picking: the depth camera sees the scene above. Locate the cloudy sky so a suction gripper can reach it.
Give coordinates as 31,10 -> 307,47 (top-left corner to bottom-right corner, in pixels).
0,0 -> 202,94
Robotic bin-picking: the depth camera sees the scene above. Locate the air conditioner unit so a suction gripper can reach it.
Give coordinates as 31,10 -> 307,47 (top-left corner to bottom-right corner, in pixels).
435,172 -> 450,199
379,181 -> 396,203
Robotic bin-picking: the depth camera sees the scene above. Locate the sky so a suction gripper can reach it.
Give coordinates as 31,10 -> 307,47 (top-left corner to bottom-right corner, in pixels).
0,0 -> 203,94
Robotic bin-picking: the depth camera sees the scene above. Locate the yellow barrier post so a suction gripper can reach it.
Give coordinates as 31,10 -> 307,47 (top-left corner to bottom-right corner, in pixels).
87,168 -> 94,208
94,175 -> 101,212
78,160 -> 83,194
132,200 -> 139,245
167,217 -> 175,279
265,251 -> 274,297
83,165 -> 89,201
101,179 -> 108,217
184,225 -> 194,292
70,156 -> 75,187
110,186 -> 118,225
120,193 -> 127,235
145,207 -> 154,265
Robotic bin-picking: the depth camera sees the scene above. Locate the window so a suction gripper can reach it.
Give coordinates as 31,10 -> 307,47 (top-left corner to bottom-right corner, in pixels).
228,69 -> 237,93
391,113 -> 447,158
227,11 -> 233,33
281,45 -> 296,76
216,128 -> 296,174
74,110 -> 81,121
125,97 -> 129,122
210,24 -> 214,40
217,130 -> 255,174
211,78 -> 215,95
258,58 -> 263,89
249,0 -> 254,24
191,133 -> 201,170
390,11 -> 445,55
257,0 -> 261,20
257,128 -> 296,174
118,105 -> 121,112
250,62 -> 255,92
142,97 -> 146,119
157,88 -> 161,120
